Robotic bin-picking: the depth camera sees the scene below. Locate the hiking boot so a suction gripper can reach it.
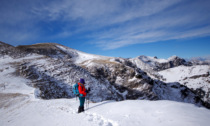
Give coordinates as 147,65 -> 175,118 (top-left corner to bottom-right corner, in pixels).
78,106 -> 82,113
81,106 -> 84,112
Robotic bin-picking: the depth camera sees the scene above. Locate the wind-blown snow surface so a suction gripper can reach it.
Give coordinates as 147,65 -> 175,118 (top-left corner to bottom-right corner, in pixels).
1,56 -> 210,126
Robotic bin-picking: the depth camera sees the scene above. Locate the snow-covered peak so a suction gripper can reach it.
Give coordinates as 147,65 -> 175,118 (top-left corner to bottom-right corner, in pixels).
137,55 -> 183,64
168,55 -> 179,61
137,55 -> 168,63
130,55 -> 190,72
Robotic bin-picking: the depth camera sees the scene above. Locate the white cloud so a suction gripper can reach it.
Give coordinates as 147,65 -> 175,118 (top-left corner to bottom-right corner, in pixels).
30,0 -> 182,31
92,25 -> 210,50
86,0 -> 210,50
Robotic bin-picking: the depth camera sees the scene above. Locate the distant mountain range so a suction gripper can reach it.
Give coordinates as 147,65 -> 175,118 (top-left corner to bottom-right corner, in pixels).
0,41 -> 209,109
188,56 -> 210,65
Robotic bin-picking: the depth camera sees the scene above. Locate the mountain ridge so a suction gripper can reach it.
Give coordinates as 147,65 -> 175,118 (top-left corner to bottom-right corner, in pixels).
0,41 -> 209,108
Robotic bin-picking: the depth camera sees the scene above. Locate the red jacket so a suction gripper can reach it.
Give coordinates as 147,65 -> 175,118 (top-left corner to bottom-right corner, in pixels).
78,83 -> 86,97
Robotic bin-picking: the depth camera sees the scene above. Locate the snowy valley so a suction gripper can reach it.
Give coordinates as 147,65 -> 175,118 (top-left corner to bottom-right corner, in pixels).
0,41 -> 210,126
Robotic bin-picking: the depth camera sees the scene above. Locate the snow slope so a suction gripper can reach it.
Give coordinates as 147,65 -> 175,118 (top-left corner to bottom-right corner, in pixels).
1,95 -> 210,126
1,56 -> 210,126
159,65 -> 210,102
159,65 -> 209,83
159,65 -> 210,92
0,55 -> 41,96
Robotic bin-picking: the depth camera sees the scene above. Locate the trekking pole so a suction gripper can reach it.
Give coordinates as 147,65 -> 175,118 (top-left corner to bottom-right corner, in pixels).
88,96 -> 89,109
86,95 -> 88,109
88,97 -> 89,109
86,99 -> 87,109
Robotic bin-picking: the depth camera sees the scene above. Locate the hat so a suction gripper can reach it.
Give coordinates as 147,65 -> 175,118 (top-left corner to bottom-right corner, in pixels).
79,78 -> 85,84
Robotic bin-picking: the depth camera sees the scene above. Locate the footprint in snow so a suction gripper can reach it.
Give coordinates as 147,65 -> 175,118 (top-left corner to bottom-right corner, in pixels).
84,113 -> 117,126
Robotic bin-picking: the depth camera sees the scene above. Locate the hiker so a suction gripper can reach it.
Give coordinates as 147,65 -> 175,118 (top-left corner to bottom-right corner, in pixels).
77,78 -> 90,113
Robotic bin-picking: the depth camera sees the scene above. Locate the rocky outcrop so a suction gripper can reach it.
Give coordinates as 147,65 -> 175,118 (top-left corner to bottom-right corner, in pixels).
0,41 -> 25,58
156,56 -> 192,71
80,59 -> 158,100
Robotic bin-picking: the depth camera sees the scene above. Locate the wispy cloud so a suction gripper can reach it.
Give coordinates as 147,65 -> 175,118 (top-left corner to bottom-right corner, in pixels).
0,0 -> 210,48
86,0 -> 210,49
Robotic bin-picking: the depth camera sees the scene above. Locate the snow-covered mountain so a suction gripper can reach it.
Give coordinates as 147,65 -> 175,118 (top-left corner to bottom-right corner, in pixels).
1,41 -> 210,125
189,56 -> 210,65
1,46 -> 210,126
130,55 -> 191,71
128,55 -> 192,82
0,41 -> 209,108
159,65 -> 210,107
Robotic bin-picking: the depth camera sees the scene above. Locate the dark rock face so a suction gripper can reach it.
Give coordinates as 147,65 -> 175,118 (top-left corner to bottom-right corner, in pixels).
81,59 -> 158,101
191,88 -> 210,109
155,56 -> 192,71
80,58 -> 203,106
18,61 -> 74,99
0,41 -> 25,58
16,57 -> 123,102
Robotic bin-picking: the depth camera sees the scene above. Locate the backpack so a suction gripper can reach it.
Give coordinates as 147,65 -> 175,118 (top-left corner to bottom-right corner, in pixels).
73,83 -> 80,96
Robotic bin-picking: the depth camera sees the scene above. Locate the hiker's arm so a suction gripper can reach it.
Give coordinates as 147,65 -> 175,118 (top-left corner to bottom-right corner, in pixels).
86,87 -> 91,93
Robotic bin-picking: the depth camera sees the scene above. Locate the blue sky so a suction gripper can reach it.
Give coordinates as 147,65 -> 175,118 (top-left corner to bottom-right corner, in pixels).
0,0 -> 210,59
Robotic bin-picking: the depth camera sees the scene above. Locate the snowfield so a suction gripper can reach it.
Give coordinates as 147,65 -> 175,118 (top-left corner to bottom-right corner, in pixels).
1,97 -> 210,126
159,65 -> 210,102
159,65 -> 209,83
1,56 -> 210,126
